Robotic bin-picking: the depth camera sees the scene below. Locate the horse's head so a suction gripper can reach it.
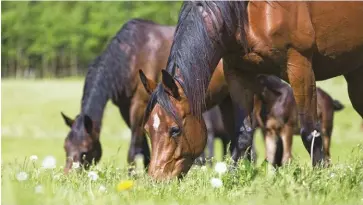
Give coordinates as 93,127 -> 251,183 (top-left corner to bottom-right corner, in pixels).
139,70 -> 207,180
61,113 -> 102,173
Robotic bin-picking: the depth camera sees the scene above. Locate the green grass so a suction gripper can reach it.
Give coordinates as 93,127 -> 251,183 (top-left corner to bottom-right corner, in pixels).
2,77 -> 363,205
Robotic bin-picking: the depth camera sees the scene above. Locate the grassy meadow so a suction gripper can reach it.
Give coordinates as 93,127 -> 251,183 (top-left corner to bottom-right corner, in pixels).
1,77 -> 363,205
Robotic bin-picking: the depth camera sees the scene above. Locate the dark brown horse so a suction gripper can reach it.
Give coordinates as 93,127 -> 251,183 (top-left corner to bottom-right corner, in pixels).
140,1 -> 363,179
60,19 -> 175,172
255,75 -> 344,166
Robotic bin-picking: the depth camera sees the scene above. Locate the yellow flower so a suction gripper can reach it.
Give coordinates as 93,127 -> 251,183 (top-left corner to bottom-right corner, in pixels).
116,180 -> 134,191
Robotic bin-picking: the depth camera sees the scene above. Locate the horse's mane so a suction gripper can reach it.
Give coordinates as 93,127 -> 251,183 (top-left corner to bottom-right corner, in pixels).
145,1 -> 249,122
81,19 -> 157,120
143,84 -> 182,128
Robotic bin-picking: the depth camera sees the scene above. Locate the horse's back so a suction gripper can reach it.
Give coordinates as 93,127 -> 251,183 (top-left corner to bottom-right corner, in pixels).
126,20 -> 175,85
118,20 -> 175,103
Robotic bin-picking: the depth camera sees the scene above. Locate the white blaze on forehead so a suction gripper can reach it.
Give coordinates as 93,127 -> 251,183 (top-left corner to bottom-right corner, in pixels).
153,114 -> 160,130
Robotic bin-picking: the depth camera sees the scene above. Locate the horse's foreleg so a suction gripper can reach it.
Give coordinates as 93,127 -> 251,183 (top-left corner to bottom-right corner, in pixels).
345,68 -> 363,119
281,124 -> 293,164
286,48 -> 323,166
224,62 -> 257,163
207,130 -> 215,166
128,101 -> 151,174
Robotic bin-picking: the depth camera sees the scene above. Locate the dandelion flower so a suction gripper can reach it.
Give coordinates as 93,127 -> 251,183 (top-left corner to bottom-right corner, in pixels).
99,185 -> 107,192
35,185 -> 43,193
88,171 -> 99,181
210,178 -> 223,188
42,156 -> 56,169
72,162 -> 80,169
29,155 -> 38,162
16,172 -> 28,181
214,162 -> 227,175
117,180 -> 134,191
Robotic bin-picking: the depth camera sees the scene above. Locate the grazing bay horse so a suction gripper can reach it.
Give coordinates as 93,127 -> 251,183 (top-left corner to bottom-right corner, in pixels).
255,75 -> 344,166
141,1 -> 363,179
60,19 -> 175,172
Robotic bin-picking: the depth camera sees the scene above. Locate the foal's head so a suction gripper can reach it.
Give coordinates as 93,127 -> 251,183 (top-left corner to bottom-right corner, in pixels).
61,113 -> 102,173
140,70 -> 207,180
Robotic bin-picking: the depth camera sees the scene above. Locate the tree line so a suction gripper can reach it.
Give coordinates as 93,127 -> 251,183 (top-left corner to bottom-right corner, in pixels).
1,1 -> 182,78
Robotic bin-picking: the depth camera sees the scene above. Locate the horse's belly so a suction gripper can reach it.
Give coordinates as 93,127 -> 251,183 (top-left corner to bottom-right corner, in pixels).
308,2 -> 363,79
312,52 -> 363,80
310,2 -> 363,58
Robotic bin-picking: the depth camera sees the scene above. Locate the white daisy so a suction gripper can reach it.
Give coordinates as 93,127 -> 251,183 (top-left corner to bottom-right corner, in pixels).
210,177 -> 223,188
42,156 -> 56,169
72,162 -> 80,169
88,171 -> 99,181
99,185 -> 107,192
214,162 -> 227,175
29,155 -> 38,162
35,185 -> 44,193
16,172 -> 28,181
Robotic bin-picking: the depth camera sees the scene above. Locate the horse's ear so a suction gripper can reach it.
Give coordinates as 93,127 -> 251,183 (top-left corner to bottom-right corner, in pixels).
139,69 -> 157,94
83,115 -> 93,135
61,112 -> 74,128
161,70 -> 180,100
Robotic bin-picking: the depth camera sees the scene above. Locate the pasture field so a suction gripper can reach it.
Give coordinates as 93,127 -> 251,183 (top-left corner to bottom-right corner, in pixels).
1,77 -> 363,205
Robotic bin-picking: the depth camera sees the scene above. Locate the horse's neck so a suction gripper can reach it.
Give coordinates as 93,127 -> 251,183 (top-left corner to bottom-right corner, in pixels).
80,84 -> 110,126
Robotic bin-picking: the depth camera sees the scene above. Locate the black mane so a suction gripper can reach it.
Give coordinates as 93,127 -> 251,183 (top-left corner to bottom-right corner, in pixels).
81,19 -> 157,122
145,1 -> 248,122
143,84 -> 182,127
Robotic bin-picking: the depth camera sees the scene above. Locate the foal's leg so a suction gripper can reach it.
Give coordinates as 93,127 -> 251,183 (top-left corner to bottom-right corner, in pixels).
321,119 -> 333,166
264,118 -> 284,167
320,100 -> 334,166
250,129 -> 258,164
281,124 -> 294,164
286,48 -> 323,166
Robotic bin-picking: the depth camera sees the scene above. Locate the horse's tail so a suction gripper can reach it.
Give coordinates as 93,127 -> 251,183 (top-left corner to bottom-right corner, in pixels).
332,100 -> 344,111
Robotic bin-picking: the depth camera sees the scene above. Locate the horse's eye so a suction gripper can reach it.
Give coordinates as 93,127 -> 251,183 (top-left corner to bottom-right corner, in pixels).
169,126 -> 181,138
